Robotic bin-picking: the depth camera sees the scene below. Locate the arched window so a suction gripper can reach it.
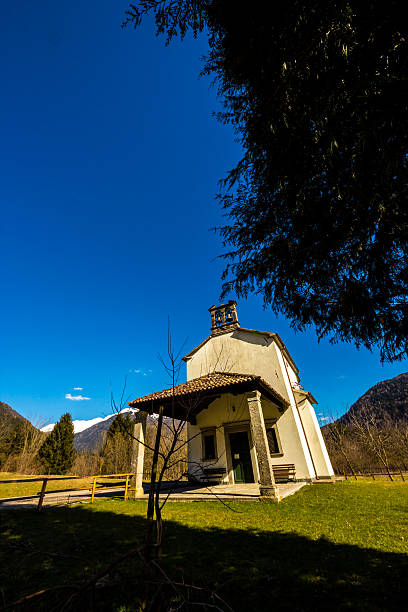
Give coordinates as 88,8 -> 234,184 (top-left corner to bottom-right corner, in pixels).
225,308 -> 233,323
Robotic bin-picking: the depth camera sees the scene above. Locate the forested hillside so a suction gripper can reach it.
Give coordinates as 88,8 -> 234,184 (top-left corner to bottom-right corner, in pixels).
338,372 -> 408,425
322,373 -> 408,476
0,401 -> 44,471
0,401 -> 27,424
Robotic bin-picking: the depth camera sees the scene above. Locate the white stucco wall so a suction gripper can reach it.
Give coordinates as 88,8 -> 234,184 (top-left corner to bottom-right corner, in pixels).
273,344 -> 316,479
295,396 -> 334,478
284,358 -> 300,389
186,330 -> 288,400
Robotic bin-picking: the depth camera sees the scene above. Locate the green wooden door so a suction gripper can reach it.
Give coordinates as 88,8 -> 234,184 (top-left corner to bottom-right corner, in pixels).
229,431 -> 254,484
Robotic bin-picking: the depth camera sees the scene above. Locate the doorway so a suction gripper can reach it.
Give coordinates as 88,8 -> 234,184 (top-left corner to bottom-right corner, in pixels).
229,430 -> 254,483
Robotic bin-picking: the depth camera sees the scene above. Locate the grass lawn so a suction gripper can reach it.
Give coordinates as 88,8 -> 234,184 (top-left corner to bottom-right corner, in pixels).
0,481 -> 407,610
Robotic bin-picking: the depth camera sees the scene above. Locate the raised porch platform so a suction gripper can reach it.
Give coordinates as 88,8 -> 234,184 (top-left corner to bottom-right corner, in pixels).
139,481 -> 307,502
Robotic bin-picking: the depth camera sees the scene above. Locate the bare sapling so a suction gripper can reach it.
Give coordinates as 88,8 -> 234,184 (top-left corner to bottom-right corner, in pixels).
350,407 -> 395,480
322,414 -> 358,478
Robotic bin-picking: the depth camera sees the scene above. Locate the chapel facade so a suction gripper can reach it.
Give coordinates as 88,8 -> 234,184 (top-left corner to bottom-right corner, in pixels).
129,302 -> 334,500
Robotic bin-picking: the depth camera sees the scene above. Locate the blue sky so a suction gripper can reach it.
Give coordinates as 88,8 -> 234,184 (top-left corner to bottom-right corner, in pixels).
1,1 -> 406,427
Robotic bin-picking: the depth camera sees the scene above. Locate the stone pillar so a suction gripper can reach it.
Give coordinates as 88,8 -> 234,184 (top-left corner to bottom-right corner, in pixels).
247,391 -> 280,501
130,411 -> 147,498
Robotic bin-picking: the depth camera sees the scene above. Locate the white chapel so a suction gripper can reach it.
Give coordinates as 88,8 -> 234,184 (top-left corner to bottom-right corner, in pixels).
129,302 -> 334,500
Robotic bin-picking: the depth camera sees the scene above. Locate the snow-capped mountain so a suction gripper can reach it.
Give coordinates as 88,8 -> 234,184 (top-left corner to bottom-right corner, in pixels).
40,408 -> 136,434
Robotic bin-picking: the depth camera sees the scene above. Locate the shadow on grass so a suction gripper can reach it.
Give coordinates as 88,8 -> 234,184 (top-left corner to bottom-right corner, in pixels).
0,502 -> 406,611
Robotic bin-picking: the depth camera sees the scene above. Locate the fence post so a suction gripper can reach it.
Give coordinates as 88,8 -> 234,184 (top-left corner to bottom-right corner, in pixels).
400,469 -> 405,482
124,475 -> 130,501
37,478 -> 48,512
91,476 -> 97,503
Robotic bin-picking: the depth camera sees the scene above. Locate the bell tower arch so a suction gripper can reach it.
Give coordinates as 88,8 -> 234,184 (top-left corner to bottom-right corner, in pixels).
209,301 -> 240,336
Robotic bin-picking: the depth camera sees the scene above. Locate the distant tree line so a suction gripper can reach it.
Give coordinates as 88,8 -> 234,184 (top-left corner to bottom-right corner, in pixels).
1,410 -> 187,479
0,413 -> 75,475
322,407 -> 408,479
97,412 -> 187,479
2,403 -> 406,480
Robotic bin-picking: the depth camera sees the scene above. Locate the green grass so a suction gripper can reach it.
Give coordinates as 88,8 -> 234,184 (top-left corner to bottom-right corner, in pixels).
0,481 -> 407,610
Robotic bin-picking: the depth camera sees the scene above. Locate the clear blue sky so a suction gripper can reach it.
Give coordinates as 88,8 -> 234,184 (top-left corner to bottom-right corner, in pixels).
1,1 -> 406,427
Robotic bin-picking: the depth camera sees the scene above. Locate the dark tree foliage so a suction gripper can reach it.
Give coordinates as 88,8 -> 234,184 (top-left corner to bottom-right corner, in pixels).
4,423 -> 28,455
106,412 -> 135,439
0,402 -> 40,467
0,423 -> 26,468
101,413 -> 135,474
123,0 -> 206,42
38,413 -> 75,474
124,1 -> 408,361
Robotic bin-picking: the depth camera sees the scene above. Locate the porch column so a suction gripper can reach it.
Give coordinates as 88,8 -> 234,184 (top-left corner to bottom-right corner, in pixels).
130,411 -> 147,497
247,391 -> 280,501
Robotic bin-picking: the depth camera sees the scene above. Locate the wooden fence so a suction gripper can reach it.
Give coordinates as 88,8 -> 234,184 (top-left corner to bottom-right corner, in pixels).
0,473 -> 138,512
341,467 -> 407,481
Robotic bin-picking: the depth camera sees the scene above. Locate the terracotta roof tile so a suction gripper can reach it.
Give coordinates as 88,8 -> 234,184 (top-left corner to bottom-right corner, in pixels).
128,371 -> 288,410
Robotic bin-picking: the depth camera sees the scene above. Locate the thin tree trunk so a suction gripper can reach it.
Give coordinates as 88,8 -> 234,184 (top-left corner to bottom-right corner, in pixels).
340,447 -> 357,478
145,405 -> 164,560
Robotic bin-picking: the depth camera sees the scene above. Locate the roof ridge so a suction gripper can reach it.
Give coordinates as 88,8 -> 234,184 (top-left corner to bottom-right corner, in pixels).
144,371 -> 258,396
211,370 -> 258,378
128,370 -> 289,413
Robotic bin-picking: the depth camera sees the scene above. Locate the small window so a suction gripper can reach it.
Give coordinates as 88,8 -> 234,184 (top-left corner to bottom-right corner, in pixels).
202,432 -> 216,461
266,427 -> 280,455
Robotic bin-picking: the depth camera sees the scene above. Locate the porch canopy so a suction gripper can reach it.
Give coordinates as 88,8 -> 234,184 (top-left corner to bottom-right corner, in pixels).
128,371 -> 288,423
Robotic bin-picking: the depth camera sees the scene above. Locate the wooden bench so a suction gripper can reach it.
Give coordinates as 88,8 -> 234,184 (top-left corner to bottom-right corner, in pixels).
272,464 -> 296,482
200,467 -> 227,483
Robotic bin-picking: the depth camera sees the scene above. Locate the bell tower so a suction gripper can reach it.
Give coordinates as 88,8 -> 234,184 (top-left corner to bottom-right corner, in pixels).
209,301 -> 240,336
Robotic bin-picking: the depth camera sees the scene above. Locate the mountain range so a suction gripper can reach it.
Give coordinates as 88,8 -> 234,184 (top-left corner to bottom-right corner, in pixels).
41,413 -> 120,434
0,401 -> 28,426
73,411 -> 142,451
41,408 -> 142,451
336,372 -> 408,425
